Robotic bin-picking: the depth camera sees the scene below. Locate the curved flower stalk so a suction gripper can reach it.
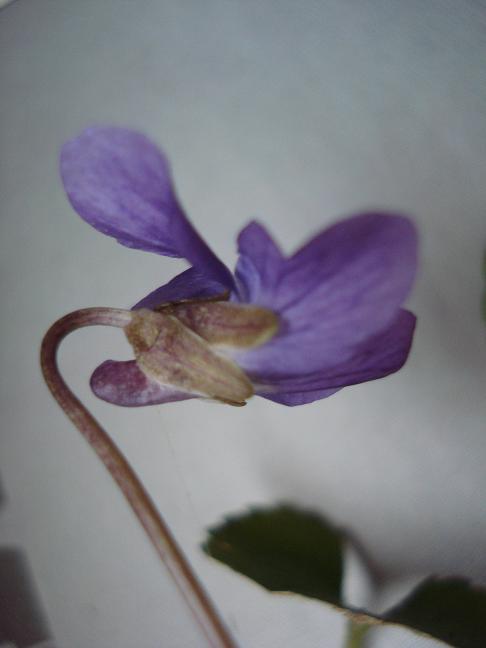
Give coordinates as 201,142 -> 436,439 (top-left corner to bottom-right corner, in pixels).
61,126 -> 418,407
40,308 -> 238,648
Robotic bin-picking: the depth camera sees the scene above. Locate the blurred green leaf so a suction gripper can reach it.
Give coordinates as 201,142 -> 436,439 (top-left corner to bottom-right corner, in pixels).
203,506 -> 486,648
385,577 -> 486,648
203,505 -> 344,605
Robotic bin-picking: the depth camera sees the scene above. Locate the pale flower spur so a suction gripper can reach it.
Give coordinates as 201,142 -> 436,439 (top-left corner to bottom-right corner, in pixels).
41,126 -> 418,648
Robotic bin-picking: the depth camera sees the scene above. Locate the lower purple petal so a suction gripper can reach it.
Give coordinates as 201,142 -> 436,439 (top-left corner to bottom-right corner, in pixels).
133,267 -> 229,310
254,309 -> 415,405
91,360 -> 195,407
258,387 -> 341,406
235,213 -> 417,377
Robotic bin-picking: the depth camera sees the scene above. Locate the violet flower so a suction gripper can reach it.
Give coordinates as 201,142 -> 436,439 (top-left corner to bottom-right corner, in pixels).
60,126 -> 417,407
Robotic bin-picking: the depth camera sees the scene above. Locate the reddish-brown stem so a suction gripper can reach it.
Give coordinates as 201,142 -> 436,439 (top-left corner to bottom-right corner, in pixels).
40,308 -> 238,648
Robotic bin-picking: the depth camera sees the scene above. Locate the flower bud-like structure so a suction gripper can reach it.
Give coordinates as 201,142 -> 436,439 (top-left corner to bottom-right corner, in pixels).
123,303 -> 278,405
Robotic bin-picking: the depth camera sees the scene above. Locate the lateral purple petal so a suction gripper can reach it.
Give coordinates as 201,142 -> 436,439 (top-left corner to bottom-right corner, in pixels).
60,126 -> 233,286
255,309 -> 415,405
133,267 -> 229,310
90,359 -> 194,407
235,213 -> 417,377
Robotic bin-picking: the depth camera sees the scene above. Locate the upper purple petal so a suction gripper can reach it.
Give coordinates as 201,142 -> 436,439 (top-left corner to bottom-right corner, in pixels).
234,212 -> 417,378
60,126 -> 233,286
133,267 -> 229,310
255,309 -> 416,405
233,221 -> 285,304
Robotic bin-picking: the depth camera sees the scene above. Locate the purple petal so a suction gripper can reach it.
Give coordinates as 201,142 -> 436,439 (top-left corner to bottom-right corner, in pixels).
235,213 -> 417,378
60,126 -> 233,286
233,221 -> 285,304
258,387 -> 341,406
255,309 -> 416,405
90,360 -> 195,407
133,267 -> 229,310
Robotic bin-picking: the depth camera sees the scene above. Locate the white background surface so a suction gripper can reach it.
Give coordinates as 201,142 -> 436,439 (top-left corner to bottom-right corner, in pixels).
1,1 -> 486,646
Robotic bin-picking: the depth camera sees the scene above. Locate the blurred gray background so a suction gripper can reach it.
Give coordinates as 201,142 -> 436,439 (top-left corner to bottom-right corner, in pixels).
1,1 -> 486,646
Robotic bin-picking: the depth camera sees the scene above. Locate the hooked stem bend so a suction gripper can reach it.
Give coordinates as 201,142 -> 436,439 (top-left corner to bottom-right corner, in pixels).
40,307 -> 238,648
